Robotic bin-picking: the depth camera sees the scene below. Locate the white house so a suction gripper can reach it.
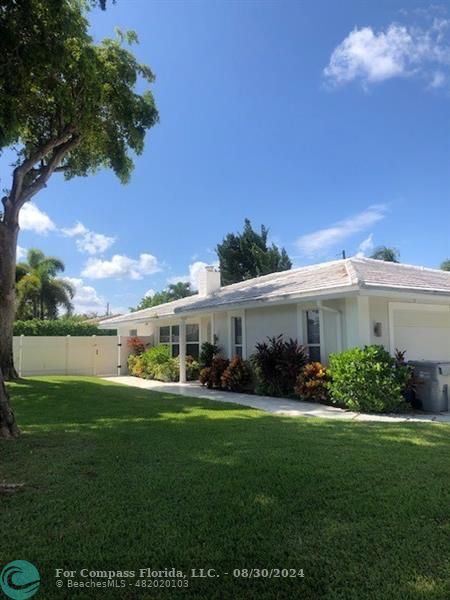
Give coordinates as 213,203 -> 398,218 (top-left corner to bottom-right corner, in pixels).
99,258 -> 450,382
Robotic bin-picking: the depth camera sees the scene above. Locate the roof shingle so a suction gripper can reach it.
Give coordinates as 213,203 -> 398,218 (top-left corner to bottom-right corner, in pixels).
100,257 -> 450,325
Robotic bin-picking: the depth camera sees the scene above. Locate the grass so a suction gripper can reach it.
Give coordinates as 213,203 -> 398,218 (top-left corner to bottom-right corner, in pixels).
1,376 -> 450,600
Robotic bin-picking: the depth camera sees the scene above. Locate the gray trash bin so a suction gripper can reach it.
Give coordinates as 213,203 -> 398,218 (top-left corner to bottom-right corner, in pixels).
408,361 -> 450,413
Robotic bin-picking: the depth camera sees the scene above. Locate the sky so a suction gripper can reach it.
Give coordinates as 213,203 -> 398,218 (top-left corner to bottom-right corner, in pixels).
7,0 -> 450,314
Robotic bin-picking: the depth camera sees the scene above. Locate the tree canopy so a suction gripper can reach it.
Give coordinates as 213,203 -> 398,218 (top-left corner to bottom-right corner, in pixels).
441,259 -> 450,271
216,219 -> 292,285
0,0 -> 158,201
133,282 -> 194,311
370,246 -> 400,263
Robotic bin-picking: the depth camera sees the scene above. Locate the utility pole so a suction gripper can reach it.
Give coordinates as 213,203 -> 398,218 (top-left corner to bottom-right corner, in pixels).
106,302 -> 110,316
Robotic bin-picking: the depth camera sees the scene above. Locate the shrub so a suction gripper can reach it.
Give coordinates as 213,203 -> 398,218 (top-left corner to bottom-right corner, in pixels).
13,318 -> 116,336
221,357 -> 253,392
128,345 -> 175,382
152,359 -> 179,382
185,355 -> 201,381
252,335 -> 308,396
128,345 -> 200,382
199,357 -> 230,389
127,336 -> 146,355
128,354 -> 144,377
328,345 -> 410,413
199,367 -> 212,387
295,362 -> 331,403
199,340 -> 221,368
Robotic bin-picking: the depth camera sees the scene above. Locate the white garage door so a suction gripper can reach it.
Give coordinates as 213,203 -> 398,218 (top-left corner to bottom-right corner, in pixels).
391,305 -> 450,361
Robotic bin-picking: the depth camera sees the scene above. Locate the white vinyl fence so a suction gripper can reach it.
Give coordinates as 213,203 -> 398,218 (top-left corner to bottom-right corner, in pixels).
12,336 -> 150,377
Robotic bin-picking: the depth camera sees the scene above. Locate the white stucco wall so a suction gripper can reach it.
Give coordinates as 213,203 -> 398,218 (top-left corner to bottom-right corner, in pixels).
342,297 -> 359,348
212,311 -> 229,353
368,296 -> 390,348
245,304 -> 298,357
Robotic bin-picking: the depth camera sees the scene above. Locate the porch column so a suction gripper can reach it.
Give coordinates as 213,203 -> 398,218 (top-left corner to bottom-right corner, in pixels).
179,318 -> 187,383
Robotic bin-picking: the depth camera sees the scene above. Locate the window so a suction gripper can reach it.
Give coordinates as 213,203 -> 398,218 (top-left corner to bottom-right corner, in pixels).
159,324 -> 199,359
186,324 -> 200,359
306,310 -> 321,362
232,316 -> 243,358
159,325 -> 179,357
129,329 -> 137,337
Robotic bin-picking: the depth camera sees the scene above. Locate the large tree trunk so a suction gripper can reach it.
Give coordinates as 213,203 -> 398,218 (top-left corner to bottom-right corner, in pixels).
0,222 -> 20,438
0,223 -> 19,380
0,368 -> 19,438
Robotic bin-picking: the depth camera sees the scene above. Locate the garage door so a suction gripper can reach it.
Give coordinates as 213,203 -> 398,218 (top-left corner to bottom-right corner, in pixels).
391,305 -> 450,361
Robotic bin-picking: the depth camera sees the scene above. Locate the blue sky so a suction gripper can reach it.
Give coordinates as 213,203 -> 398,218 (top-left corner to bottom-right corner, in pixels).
8,0 -> 450,314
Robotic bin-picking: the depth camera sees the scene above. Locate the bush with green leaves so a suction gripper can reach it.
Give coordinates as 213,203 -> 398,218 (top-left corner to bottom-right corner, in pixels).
251,335 -> 308,396
328,345 -> 410,413
128,345 -> 199,382
14,318 -> 116,336
186,355 -> 201,381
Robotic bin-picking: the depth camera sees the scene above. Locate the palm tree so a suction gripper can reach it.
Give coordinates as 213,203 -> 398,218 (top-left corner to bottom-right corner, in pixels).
370,246 -> 400,263
16,249 -> 74,320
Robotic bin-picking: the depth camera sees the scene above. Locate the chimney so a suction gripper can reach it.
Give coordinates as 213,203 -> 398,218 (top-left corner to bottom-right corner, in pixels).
198,266 -> 221,296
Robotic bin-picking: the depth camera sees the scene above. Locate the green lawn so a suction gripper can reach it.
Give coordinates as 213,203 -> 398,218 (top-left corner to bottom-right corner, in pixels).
1,377 -> 450,600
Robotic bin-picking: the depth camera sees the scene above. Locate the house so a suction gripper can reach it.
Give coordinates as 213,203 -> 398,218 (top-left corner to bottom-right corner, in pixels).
99,258 -> 450,382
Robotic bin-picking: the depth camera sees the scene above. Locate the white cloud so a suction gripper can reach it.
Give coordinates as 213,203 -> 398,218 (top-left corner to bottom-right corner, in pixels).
430,70 -> 447,87
296,205 -> 386,257
144,288 -> 156,298
19,202 -> 56,234
81,253 -> 161,280
61,221 -> 88,237
76,232 -> 115,255
64,277 -> 106,314
324,19 -> 450,88
168,260 -> 219,290
62,221 -> 115,255
355,233 -> 374,257
17,245 -> 27,261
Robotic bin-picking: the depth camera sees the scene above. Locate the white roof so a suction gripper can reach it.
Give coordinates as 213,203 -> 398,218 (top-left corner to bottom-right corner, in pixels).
100,257 -> 450,326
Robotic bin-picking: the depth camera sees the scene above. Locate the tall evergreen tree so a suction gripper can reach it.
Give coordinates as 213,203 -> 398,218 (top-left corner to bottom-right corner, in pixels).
216,219 -> 292,285
133,282 -> 194,311
370,246 -> 400,263
440,259 -> 450,272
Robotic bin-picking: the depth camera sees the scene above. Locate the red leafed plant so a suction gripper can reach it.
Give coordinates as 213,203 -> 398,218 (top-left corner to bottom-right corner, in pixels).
221,356 -> 252,392
295,361 -> 331,403
199,357 -> 230,389
127,336 -> 146,355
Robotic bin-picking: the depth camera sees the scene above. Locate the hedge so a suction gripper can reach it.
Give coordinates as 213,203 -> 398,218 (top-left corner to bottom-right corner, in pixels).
13,319 -> 116,337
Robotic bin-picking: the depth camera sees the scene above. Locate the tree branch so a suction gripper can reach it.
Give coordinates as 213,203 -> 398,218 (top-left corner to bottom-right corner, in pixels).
17,136 -> 80,208
8,128 -> 77,207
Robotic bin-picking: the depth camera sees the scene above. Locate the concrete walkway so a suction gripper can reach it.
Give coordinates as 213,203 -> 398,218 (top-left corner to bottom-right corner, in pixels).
101,376 -> 450,424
